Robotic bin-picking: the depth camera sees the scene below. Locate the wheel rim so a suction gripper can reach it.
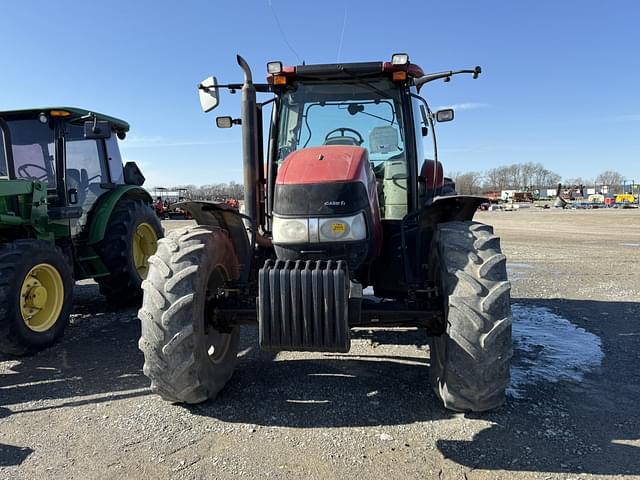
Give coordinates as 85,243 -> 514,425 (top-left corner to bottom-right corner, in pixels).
204,266 -> 234,364
20,263 -> 65,332
205,329 -> 233,364
133,222 -> 158,279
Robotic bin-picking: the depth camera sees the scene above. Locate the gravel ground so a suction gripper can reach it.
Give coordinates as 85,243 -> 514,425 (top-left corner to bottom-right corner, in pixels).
1,209 -> 639,479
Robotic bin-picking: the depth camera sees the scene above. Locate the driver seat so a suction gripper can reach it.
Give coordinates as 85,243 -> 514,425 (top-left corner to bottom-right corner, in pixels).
368,127 -> 407,219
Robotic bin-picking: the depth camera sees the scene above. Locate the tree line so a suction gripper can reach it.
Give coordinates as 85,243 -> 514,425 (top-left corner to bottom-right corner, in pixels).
159,181 -> 244,201
158,167 -> 629,199
447,163 -> 627,195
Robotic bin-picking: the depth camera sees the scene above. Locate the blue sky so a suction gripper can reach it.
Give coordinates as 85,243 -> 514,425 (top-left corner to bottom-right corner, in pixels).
2,0 -> 639,187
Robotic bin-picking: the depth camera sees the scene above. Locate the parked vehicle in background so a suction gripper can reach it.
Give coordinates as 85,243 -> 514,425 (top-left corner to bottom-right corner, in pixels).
0,108 -> 162,355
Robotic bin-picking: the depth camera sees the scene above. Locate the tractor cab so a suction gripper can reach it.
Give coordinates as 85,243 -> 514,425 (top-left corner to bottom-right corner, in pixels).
0,108 -> 137,226
269,62 -> 449,222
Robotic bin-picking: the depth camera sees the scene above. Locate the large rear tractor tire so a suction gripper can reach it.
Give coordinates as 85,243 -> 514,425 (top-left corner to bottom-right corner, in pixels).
0,240 -> 74,356
138,225 -> 240,403
429,221 -> 512,412
96,199 -> 163,307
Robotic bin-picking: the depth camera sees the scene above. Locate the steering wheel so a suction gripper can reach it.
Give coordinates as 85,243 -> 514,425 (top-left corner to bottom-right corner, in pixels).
17,163 -> 49,182
324,127 -> 364,146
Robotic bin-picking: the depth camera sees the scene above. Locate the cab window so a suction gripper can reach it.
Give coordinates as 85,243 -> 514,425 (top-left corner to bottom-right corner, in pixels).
105,135 -> 124,184
64,125 -> 108,206
7,119 -> 56,187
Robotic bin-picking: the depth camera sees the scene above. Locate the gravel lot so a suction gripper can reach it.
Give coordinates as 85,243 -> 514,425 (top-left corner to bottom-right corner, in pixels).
1,209 -> 639,479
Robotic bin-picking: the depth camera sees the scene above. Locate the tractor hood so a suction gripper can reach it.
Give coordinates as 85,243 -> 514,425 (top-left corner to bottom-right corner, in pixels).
276,146 -> 369,186
272,145 -> 382,269
273,146 -> 376,217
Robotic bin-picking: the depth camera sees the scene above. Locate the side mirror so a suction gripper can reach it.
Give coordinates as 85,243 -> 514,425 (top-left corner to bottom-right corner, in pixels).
435,109 -> 454,123
216,116 -> 241,128
84,120 -> 112,139
216,116 -> 233,128
199,76 -> 220,113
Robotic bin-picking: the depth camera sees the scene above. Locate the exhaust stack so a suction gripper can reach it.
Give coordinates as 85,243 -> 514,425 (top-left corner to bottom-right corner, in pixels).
237,55 -> 259,226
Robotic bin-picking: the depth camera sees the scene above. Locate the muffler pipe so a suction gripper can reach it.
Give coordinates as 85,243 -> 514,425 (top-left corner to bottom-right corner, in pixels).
237,54 -> 259,227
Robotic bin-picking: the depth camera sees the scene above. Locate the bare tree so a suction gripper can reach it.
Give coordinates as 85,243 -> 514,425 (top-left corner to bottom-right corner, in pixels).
483,162 -> 561,192
484,166 -> 510,191
449,171 -> 484,195
595,170 -> 624,188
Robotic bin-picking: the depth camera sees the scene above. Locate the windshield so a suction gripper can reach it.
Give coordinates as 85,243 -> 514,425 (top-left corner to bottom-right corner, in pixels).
6,119 -> 56,187
277,79 -> 405,164
276,79 -> 409,219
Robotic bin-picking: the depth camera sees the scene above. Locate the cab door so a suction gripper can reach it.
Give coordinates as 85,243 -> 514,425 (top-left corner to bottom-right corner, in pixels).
63,124 -> 111,237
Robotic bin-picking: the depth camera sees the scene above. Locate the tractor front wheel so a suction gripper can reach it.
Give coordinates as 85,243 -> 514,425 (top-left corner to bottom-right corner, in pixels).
138,225 -> 240,403
0,240 -> 74,355
96,199 -> 163,307
429,221 -> 512,412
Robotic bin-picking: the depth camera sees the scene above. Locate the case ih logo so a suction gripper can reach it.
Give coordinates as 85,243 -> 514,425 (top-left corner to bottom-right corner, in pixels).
324,200 -> 346,207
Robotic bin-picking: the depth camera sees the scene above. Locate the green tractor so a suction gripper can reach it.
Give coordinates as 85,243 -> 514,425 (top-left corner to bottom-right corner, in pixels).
0,108 -> 162,355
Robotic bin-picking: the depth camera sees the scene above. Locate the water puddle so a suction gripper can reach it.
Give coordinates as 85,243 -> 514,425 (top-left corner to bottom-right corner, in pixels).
508,263 -> 533,269
620,243 -> 640,248
509,304 -> 604,398
507,263 -> 533,282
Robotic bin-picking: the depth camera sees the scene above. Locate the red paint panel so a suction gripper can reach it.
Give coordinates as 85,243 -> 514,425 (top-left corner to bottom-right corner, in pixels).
276,146 -> 369,185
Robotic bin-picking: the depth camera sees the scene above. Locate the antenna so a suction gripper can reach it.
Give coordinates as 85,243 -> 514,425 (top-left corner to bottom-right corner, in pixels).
268,0 -> 302,64
336,6 -> 347,62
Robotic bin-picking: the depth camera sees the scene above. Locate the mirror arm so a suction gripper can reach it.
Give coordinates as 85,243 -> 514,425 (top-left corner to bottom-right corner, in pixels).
198,83 -> 273,93
414,66 -> 482,88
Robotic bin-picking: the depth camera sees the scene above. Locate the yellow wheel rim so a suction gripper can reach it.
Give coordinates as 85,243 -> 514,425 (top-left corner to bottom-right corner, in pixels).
133,222 -> 158,279
20,263 -> 65,332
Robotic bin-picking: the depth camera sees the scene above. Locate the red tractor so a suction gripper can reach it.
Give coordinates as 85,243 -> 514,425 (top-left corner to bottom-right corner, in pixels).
138,54 -> 512,412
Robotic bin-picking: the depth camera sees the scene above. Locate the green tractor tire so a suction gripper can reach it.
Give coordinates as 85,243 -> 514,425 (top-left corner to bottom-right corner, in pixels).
0,240 -> 74,356
96,199 -> 163,307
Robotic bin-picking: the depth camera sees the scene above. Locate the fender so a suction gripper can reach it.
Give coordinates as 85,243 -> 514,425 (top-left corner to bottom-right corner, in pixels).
424,194 -> 487,224
395,194 -> 487,289
173,200 -> 254,284
86,185 -> 152,245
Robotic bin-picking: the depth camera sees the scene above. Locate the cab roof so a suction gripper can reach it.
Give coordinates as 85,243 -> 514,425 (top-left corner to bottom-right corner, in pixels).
0,107 -> 130,132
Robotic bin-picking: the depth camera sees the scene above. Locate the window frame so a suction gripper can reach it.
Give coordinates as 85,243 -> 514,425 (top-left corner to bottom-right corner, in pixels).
0,117 -> 13,179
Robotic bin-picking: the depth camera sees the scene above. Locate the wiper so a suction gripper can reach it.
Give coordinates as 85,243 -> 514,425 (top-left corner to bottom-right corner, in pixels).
338,66 -> 391,99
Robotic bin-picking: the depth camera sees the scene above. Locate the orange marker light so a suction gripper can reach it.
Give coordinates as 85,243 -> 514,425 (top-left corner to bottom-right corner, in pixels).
392,71 -> 407,81
49,110 -> 71,117
273,75 -> 287,85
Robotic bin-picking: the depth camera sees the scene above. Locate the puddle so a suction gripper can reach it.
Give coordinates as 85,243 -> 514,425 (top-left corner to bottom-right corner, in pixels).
509,304 -> 604,398
508,263 -> 533,269
620,243 -> 640,247
507,263 -> 533,282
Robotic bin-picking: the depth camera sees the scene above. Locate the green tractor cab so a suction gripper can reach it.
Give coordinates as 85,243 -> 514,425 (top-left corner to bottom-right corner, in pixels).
0,107 -> 163,355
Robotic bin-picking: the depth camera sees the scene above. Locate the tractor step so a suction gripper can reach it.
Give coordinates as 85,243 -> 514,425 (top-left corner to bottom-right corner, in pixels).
258,259 -> 350,352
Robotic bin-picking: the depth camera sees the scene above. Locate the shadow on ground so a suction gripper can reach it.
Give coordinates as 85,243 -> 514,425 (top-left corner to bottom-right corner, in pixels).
0,443 -> 33,467
1,287 -> 639,476
434,298 -> 640,476
0,283 -> 150,413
